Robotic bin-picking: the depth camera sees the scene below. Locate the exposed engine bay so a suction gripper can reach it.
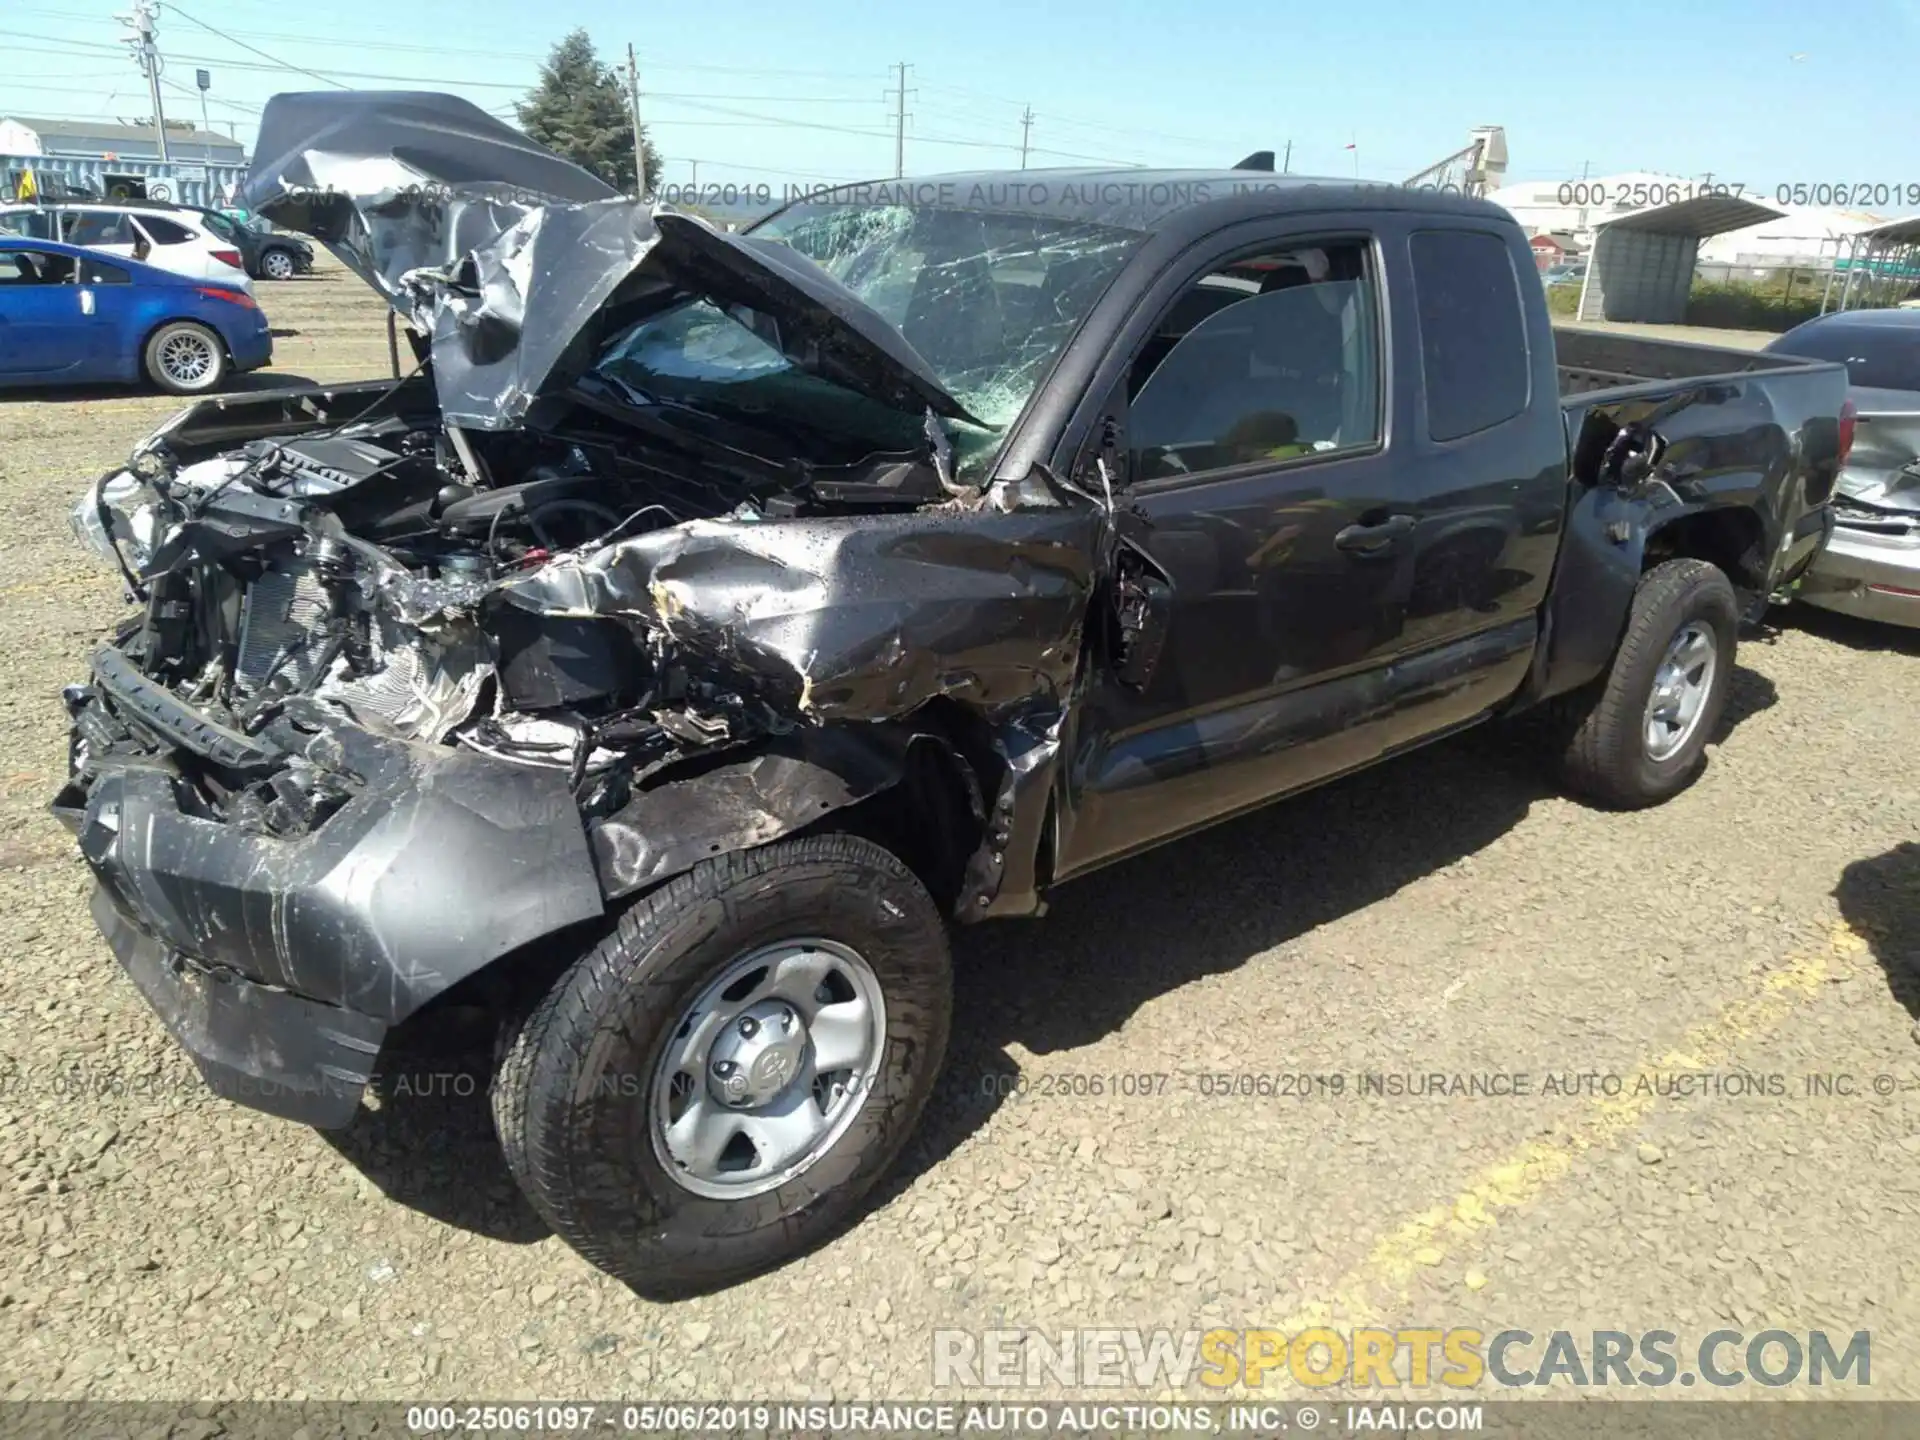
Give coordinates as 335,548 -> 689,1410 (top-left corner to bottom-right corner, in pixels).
69,372 -> 991,852
55,85 -> 1129,1064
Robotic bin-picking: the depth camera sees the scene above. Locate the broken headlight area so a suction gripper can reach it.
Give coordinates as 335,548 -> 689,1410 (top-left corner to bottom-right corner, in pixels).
64,387 -> 928,858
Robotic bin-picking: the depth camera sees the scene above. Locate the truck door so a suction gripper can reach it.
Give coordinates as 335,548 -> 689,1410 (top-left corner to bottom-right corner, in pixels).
1391,225 -> 1567,672
1056,227 -> 1419,876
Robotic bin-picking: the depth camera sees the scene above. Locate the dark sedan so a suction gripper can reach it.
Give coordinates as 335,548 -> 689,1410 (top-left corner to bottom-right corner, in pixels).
192,207 -> 314,280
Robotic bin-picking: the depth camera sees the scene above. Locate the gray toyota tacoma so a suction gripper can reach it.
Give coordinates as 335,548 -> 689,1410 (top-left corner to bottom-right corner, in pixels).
54,93 -> 1845,1295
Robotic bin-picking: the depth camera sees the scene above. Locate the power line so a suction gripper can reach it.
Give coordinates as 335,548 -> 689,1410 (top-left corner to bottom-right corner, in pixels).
159,3 -> 349,88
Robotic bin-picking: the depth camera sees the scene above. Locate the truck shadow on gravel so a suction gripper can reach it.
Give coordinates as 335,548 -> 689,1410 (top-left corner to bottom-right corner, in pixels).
314,666 -> 1779,1252
1836,843 -> 1920,1016
319,1007 -> 552,1245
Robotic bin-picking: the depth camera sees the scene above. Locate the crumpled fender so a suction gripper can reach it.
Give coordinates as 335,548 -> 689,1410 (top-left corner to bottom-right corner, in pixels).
587,727 -> 915,900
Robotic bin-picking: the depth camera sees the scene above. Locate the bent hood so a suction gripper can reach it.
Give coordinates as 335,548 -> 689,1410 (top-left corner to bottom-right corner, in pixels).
239,91 -> 975,430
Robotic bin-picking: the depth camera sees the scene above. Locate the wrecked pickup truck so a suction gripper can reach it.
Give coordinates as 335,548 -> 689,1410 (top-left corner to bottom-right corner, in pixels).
54,93 -> 1846,1295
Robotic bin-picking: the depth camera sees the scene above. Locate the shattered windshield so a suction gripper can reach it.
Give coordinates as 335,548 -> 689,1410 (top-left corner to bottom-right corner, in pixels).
590,204 -> 1142,479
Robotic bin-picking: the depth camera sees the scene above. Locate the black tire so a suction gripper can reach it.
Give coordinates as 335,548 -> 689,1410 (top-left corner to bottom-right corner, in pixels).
143,320 -> 228,395
259,248 -> 297,281
492,833 -> 951,1297
1554,557 -> 1739,808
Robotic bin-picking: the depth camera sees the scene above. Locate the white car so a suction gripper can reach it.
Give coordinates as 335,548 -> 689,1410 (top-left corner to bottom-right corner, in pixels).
0,202 -> 253,294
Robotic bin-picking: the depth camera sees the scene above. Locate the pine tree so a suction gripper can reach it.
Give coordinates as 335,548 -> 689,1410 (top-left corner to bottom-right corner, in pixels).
515,29 -> 663,195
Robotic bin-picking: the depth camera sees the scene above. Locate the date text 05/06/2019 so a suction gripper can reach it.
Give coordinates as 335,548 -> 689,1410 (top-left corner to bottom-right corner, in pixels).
1556,179 -> 1920,210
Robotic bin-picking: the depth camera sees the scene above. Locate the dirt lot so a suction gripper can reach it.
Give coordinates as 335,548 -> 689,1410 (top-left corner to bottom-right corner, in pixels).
3,259 -> 1920,1404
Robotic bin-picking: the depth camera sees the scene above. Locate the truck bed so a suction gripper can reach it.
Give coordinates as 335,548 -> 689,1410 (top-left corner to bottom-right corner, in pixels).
1555,326 -> 1817,400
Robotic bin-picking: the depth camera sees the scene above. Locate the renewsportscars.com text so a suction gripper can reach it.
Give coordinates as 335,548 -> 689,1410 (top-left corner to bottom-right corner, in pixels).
932,1327 -> 1870,1389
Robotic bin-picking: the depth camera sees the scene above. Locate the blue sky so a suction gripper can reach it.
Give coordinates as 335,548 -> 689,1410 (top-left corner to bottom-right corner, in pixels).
2,0 -> 1915,198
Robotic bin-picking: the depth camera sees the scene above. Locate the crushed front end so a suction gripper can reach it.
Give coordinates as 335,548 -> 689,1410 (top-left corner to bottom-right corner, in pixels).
53,91 -> 1133,1127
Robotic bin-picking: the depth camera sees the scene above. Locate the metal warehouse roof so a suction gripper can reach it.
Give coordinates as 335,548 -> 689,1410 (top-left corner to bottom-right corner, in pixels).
4,115 -> 242,152
1595,193 -> 1786,237
1855,214 -> 1920,245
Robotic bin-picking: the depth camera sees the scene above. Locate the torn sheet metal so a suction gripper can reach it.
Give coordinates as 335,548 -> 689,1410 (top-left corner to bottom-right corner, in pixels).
240,90 -> 619,289
589,727 -> 911,897
240,93 -> 976,432
491,504 -> 1106,723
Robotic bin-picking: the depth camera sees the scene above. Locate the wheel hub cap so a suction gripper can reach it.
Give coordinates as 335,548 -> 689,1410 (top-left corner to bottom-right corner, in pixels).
1643,621 -> 1717,763
707,1001 -> 805,1107
648,938 -> 886,1199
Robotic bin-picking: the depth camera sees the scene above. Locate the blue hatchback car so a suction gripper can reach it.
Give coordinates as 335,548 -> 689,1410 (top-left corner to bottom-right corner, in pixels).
0,237 -> 272,395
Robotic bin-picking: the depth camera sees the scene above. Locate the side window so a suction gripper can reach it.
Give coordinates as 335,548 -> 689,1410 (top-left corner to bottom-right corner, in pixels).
1410,230 -> 1531,442
0,250 -> 68,284
0,211 -> 54,240
79,257 -> 131,285
200,210 -> 238,242
64,210 -> 132,246
1127,240 -> 1381,483
135,216 -> 195,246
8,249 -> 77,284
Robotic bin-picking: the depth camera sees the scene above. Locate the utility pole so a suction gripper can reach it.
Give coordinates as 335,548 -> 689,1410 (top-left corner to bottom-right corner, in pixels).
1019,106 -> 1034,170
1282,140 -> 1292,173
626,44 -> 647,196
888,62 -> 912,178
123,0 -> 170,162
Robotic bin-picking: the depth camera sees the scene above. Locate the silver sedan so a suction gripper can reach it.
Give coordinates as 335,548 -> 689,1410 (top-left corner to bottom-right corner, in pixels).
1766,310 -> 1920,627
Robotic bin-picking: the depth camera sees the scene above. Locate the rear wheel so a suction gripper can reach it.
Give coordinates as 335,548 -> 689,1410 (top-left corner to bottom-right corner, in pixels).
491,833 -> 951,1296
1554,558 -> 1738,808
143,321 -> 227,395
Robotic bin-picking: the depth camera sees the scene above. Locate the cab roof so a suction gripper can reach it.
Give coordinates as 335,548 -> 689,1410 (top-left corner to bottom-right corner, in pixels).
773,167 -> 1513,235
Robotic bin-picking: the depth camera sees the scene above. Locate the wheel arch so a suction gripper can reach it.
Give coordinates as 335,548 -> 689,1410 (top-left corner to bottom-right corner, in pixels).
585,711 -> 993,921
1521,494 -> 1759,707
137,314 -> 229,387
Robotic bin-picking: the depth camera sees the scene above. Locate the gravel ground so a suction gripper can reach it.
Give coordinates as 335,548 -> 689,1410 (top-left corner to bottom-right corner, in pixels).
3,259 -> 1919,1404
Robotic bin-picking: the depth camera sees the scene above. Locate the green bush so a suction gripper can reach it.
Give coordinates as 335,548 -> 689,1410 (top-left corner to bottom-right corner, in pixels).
1545,282 -> 1583,317
1683,280 -> 1822,333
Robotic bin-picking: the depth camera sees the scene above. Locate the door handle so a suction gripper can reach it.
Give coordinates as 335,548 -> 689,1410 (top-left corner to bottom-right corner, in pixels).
1334,513 -> 1416,556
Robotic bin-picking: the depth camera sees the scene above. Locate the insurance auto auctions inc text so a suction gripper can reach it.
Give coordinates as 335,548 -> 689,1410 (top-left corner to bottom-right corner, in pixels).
933,1328 -> 1871,1391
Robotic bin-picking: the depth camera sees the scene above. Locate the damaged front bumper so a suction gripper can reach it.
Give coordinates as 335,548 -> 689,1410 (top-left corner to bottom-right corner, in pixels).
54,646 -> 606,1127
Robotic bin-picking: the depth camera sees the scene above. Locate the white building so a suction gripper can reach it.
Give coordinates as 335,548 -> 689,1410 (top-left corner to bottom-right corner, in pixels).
1484,171 -> 1703,237
0,115 -> 243,166
1696,207 -> 1893,268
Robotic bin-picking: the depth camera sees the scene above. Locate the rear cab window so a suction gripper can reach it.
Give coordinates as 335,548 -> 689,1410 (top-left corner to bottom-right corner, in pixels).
1409,229 -> 1532,441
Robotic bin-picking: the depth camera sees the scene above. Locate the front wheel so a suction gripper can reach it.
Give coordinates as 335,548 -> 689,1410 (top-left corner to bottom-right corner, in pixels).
144,321 -> 228,395
1553,558 -> 1739,808
259,248 -> 296,280
491,833 -> 951,1297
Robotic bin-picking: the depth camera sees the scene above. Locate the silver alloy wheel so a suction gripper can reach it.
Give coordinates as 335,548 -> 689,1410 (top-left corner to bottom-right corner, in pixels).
1643,621 -> 1717,762
261,249 -> 295,279
158,328 -> 218,388
649,938 -> 887,1200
